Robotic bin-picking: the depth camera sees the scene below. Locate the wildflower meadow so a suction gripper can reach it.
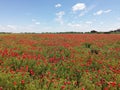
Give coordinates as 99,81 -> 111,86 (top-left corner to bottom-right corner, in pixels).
0,34 -> 120,90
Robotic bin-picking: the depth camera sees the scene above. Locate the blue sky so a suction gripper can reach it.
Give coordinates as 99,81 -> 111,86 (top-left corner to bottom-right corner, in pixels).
0,0 -> 120,33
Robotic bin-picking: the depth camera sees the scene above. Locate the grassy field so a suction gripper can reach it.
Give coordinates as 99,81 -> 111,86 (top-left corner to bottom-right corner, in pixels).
0,34 -> 120,90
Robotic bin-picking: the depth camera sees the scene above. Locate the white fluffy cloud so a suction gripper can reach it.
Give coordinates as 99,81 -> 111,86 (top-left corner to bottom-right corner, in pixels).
104,9 -> 112,13
55,4 -> 61,8
79,5 -> 96,17
94,10 -> 103,15
0,24 -> 42,33
7,25 -> 17,30
72,3 -> 86,12
0,25 -> 17,32
55,11 -> 65,24
56,11 -> 65,18
86,21 -> 93,24
35,22 -> 40,25
94,9 -> 112,15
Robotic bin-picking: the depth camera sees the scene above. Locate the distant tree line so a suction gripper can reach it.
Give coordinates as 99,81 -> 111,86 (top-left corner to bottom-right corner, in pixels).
0,32 -> 12,34
0,28 -> 120,34
90,28 -> 120,34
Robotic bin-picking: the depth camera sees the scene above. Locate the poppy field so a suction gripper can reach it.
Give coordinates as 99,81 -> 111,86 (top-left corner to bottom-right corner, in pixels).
0,34 -> 120,90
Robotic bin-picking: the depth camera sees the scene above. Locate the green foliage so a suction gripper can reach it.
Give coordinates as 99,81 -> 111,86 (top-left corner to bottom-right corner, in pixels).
83,42 -> 92,48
